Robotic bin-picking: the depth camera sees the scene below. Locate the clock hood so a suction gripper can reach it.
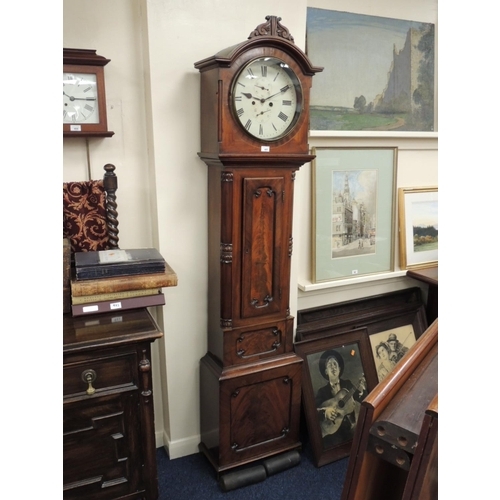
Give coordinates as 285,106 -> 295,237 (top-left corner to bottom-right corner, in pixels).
194,15 -> 323,77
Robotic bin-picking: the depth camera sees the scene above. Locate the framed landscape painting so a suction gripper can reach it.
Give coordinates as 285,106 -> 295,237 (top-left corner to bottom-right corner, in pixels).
312,147 -> 397,283
306,8 -> 435,132
398,187 -> 438,270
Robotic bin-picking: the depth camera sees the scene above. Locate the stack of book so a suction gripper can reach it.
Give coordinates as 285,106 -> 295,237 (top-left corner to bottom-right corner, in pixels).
70,248 -> 177,317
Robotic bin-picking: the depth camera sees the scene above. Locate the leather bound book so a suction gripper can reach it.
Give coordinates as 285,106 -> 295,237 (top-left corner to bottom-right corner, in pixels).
70,262 -> 178,297
74,248 -> 166,280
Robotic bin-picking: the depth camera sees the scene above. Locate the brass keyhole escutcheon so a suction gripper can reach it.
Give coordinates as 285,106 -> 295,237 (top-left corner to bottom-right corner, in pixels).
81,369 -> 97,395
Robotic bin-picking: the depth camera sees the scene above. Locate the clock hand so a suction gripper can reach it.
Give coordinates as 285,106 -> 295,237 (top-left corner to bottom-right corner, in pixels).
241,92 -> 264,102
62,91 -> 96,102
264,85 -> 290,101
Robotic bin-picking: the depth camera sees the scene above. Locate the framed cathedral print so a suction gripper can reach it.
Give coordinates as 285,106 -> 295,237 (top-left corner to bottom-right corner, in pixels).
312,147 -> 397,283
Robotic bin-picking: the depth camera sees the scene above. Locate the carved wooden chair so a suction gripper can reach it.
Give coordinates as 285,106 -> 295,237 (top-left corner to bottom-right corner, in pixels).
63,163 -> 119,253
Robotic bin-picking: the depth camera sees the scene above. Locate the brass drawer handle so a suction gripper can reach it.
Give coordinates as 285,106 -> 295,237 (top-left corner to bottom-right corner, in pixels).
81,369 -> 97,395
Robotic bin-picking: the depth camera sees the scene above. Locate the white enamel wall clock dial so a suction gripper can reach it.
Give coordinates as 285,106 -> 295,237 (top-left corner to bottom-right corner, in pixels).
63,49 -> 114,137
63,72 -> 99,124
231,56 -> 302,141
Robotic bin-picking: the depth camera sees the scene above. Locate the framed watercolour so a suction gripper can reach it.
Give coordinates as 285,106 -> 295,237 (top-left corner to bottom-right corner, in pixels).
398,187 -> 438,270
312,147 -> 397,283
294,328 -> 378,467
306,8 -> 435,133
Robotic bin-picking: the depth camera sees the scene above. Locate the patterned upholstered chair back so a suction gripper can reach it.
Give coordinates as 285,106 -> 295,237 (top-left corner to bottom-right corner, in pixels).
63,164 -> 119,253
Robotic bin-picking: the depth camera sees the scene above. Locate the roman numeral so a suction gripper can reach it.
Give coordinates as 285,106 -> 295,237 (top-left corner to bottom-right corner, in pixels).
278,111 -> 288,122
274,71 -> 280,82
282,100 -> 291,106
261,66 -> 267,77
234,96 -> 242,101
272,123 -> 277,131
259,124 -> 263,135
247,68 -> 254,77
84,104 -> 94,112
244,119 -> 252,130
83,86 -> 93,93
280,85 -> 290,93
237,108 -> 244,117
237,82 -> 245,87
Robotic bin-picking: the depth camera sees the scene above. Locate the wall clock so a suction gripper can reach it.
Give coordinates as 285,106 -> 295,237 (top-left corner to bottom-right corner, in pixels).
195,15 -> 322,477
63,48 -> 114,138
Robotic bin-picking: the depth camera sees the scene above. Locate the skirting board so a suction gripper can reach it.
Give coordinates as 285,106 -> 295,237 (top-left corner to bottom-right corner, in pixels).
156,430 -> 201,459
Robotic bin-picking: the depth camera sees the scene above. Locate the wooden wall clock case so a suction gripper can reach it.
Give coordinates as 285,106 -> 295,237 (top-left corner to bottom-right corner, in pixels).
194,15 -> 322,475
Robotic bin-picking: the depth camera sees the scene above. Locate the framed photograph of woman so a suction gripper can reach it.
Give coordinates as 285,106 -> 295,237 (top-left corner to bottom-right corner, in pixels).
368,324 -> 417,382
294,328 -> 378,467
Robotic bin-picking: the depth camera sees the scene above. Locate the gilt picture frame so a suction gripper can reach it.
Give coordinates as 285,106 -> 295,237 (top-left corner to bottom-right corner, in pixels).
294,328 -> 378,467
312,147 -> 397,283
398,186 -> 438,270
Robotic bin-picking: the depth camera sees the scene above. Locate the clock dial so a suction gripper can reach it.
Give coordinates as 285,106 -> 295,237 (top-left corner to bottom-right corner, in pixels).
231,57 -> 302,141
63,72 -> 100,124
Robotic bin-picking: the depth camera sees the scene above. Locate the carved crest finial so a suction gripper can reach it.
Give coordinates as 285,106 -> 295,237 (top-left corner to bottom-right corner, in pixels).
248,15 -> 295,43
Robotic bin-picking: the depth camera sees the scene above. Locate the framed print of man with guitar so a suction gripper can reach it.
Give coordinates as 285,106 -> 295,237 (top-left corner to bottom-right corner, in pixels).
294,327 -> 377,466
315,349 -> 367,449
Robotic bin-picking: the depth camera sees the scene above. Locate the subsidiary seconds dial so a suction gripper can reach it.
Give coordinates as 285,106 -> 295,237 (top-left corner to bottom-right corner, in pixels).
231,57 -> 302,141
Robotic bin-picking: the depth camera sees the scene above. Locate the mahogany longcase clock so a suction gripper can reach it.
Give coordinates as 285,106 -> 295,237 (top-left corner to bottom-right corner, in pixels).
194,15 -> 322,475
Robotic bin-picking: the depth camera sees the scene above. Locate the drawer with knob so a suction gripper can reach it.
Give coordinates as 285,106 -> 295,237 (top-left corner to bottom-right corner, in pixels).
63,346 -> 138,400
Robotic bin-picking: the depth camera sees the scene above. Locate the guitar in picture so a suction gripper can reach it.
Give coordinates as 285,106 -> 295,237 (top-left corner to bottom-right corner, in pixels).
317,376 -> 365,437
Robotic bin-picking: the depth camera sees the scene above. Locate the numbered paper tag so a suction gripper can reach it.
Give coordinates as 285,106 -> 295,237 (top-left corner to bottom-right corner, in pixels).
82,305 -> 99,313
261,146 -> 270,152
98,249 -> 130,263
70,125 -> 82,131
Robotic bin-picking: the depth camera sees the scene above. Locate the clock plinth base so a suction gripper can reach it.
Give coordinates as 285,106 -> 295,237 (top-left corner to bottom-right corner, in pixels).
199,351 -> 303,475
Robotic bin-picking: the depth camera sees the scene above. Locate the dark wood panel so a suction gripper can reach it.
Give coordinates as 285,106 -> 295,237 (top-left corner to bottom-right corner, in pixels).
241,176 -> 284,319
63,393 -> 141,499
218,356 -> 303,468
63,309 -> 162,499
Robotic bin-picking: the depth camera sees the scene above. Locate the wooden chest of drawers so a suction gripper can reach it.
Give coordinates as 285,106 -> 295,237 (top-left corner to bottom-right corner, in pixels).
63,308 -> 163,500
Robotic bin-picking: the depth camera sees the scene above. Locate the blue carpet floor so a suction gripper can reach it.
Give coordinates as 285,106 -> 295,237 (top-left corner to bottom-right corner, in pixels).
156,440 -> 349,499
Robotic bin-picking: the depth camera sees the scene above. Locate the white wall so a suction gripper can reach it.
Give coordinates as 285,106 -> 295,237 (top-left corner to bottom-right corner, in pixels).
63,0 -> 437,459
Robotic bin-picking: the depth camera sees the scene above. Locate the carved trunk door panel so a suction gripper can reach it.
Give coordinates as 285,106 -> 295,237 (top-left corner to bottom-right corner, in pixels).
219,359 -> 302,466
240,176 -> 285,320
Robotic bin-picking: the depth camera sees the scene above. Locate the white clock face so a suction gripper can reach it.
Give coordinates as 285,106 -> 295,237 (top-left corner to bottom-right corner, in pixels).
231,57 -> 302,141
63,72 -> 99,124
